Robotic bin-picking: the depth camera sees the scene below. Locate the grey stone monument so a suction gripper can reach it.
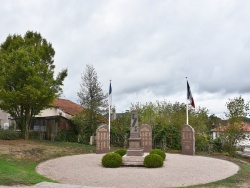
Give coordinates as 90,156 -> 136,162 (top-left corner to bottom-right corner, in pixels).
123,110 -> 145,166
181,124 -> 195,155
126,110 -> 144,156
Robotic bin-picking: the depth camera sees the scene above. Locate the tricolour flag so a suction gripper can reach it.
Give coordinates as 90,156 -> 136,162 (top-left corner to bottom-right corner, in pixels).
187,81 -> 195,108
109,82 -> 112,109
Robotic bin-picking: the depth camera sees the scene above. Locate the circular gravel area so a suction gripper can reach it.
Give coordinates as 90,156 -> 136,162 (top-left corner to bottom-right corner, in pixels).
36,153 -> 239,188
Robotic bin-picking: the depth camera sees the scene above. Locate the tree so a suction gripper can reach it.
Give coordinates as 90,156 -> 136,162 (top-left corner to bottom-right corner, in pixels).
131,100 -> 210,151
0,31 -> 67,139
77,64 -> 107,139
225,96 -> 249,125
223,96 -> 249,156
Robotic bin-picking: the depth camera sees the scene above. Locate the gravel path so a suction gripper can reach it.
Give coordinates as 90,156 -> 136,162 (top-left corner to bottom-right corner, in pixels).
35,153 -> 239,188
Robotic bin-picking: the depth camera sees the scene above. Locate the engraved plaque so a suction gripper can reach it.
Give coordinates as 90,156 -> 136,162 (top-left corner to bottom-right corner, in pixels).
96,124 -> 109,154
181,124 -> 195,155
139,124 -> 152,152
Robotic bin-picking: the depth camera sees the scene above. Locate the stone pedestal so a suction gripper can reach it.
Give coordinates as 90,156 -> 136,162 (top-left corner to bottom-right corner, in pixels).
122,153 -> 147,166
127,137 -> 143,156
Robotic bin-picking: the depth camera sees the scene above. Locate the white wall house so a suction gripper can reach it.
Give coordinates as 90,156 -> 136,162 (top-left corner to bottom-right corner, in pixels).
36,106 -> 73,119
0,109 -> 10,129
0,98 -> 83,131
211,124 -> 250,146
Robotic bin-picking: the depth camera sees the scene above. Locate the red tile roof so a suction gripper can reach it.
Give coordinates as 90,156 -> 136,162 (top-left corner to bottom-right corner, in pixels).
51,98 -> 83,116
211,123 -> 250,132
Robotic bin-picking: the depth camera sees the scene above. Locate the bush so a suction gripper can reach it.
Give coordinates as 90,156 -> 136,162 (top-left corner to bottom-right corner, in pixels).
150,149 -> 166,160
195,134 -> 210,152
102,152 -> 122,168
211,137 -> 223,152
144,154 -> 163,168
0,130 -> 22,140
114,149 -> 127,156
57,129 -> 78,142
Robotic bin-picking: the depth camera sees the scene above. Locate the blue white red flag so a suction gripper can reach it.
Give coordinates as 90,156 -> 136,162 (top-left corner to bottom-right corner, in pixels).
109,82 -> 112,108
187,81 -> 195,108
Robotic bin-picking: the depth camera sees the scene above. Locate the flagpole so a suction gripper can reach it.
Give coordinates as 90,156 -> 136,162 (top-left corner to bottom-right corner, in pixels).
108,80 -> 111,150
186,77 -> 189,125
186,100 -> 189,125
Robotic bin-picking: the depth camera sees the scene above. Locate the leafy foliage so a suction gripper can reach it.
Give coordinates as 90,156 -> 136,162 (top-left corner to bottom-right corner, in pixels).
144,154 -> 163,168
0,31 -> 67,139
149,149 -> 166,160
129,101 -> 210,151
110,111 -> 131,147
56,129 -> 78,142
114,149 -> 127,157
195,133 -> 211,152
0,130 -> 22,140
211,137 -> 223,152
71,112 -> 91,144
153,124 -> 181,150
102,152 -> 122,168
225,96 -> 249,125
76,65 -> 107,140
222,96 -> 249,156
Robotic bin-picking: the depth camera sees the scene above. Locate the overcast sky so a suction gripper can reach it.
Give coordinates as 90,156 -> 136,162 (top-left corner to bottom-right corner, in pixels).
1,0 -> 250,118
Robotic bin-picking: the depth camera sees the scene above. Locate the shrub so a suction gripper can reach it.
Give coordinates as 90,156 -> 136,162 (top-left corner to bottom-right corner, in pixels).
57,129 -> 78,142
150,149 -> 166,160
144,154 -> 163,168
114,149 -> 127,156
211,137 -> 223,152
0,130 -> 22,140
195,134 -> 210,152
102,152 -> 122,168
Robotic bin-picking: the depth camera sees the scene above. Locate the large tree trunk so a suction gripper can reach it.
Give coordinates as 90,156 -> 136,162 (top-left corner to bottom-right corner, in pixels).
24,122 -> 29,139
17,115 -> 30,139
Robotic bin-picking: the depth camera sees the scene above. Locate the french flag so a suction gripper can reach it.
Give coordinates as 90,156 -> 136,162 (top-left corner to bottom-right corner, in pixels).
187,81 -> 195,108
109,82 -> 112,109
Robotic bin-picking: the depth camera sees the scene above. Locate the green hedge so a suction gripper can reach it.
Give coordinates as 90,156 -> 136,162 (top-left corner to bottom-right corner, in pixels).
150,149 -> 166,160
102,152 -> 122,168
144,154 -> 163,168
114,149 -> 127,157
0,130 -> 22,140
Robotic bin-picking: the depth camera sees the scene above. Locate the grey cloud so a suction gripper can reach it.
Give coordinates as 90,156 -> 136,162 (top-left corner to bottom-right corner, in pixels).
1,0 -> 250,115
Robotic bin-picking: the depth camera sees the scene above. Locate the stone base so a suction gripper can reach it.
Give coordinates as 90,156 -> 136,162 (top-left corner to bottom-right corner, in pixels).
126,148 -> 144,156
122,153 -> 148,166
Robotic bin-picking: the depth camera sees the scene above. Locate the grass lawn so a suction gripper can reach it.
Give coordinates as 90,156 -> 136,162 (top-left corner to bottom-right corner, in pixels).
0,139 -> 95,186
0,140 -> 250,187
179,152 -> 250,188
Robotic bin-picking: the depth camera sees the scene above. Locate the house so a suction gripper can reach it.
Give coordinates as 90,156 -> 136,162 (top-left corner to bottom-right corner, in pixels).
0,109 -> 10,129
31,98 -> 84,140
211,123 -> 250,146
0,109 -> 16,130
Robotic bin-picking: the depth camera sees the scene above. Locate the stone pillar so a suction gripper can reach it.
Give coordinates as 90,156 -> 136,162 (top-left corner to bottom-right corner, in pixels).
126,110 -> 144,156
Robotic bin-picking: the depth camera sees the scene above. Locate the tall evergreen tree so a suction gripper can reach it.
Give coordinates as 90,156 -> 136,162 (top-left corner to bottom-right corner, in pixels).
0,31 -> 67,139
77,64 -> 107,138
